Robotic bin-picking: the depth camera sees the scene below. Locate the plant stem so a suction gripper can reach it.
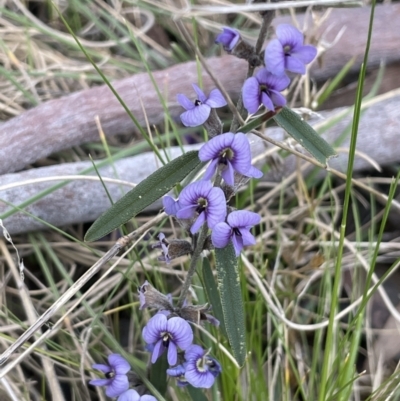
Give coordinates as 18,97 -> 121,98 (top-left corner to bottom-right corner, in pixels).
176,224 -> 209,308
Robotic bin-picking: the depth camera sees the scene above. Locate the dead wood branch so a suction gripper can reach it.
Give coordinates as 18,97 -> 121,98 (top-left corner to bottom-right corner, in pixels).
1,91 -> 399,235
0,3 -> 399,175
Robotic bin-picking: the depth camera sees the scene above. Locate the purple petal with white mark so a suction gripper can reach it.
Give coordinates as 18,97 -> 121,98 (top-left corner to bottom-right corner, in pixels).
206,89 -> 227,108
211,222 -> 231,249
192,84 -> 207,103
242,77 -> 261,114
276,24 -> 304,49
167,317 -> 194,350
142,314 -> 168,344
105,374 -> 129,397
180,104 -> 211,127
177,94 -> 195,111
108,354 -> 131,375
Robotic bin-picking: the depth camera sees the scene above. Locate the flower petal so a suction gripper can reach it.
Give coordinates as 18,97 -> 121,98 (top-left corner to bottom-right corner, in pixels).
176,204 -> 197,220
117,389 -> 140,401
167,341 -> 178,366
285,56 -> 306,74
142,313 -> 167,344
227,210 -> 260,228
240,229 -> 256,246
163,195 -> 179,216
179,181 -> 213,206
177,94 -> 195,111
230,133 -> 252,174
167,317 -> 194,350
180,104 -> 211,127
190,211 -> 206,234
89,378 -> 111,387
199,132 -> 235,162
268,90 -> 287,108
105,374 -> 129,397
292,45 -> 317,64
244,164 -> 263,179
205,187 -> 227,228
108,354 -> 130,375
220,161 -> 235,186
242,77 -> 261,114
202,158 -> 219,181
264,39 -> 285,76
92,364 -> 111,374
276,24 -> 304,49
211,222 -> 231,249
231,232 -> 244,256
206,89 -> 227,108
151,339 -> 165,363
141,395 -> 158,401
261,91 -> 274,111
192,83 -> 207,103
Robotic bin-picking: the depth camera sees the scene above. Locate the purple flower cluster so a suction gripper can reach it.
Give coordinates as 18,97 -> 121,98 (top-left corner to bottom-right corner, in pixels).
215,24 -> 317,114
89,354 -> 156,400
139,282 -> 222,389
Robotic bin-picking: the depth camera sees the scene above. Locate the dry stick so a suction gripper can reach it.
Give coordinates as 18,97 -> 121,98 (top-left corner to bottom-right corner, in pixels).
0,212 -> 166,366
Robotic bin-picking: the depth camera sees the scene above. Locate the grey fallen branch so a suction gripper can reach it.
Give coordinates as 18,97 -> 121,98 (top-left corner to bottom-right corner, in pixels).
1,91 -> 400,236
0,3 -> 399,175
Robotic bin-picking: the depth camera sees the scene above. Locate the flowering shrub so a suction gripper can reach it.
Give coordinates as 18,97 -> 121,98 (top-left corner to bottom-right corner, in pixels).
87,12 -> 329,401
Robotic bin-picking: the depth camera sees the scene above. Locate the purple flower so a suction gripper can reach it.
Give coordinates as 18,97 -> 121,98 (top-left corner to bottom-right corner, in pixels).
89,354 -> 130,397
163,181 -> 227,234
166,363 -> 189,387
242,68 -> 290,114
215,27 -> 240,52
177,84 -> 227,127
199,132 -> 263,186
184,345 -> 221,388
118,389 -> 157,401
142,314 -> 193,365
211,210 -> 260,256
265,24 -> 317,76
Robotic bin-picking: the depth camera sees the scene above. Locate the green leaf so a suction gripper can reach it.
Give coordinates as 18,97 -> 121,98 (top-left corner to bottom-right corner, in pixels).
85,151 -> 201,241
202,258 -> 227,337
187,386 -> 209,401
215,243 -> 246,366
149,352 -> 168,396
273,106 -> 337,165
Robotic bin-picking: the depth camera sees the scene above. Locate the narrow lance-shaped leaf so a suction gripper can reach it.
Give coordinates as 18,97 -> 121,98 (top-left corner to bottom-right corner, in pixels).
215,243 -> 246,366
202,258 -> 227,337
273,106 -> 337,165
85,151 -> 201,241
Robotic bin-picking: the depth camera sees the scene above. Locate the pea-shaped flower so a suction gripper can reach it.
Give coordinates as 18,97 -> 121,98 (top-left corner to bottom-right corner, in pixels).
167,345 -> 221,388
265,24 -> 317,76
163,181 -> 227,234
242,68 -> 290,114
215,27 -> 241,52
142,314 -> 193,366
177,84 -> 227,127
199,132 -> 262,186
211,210 -> 260,256
89,354 -> 130,397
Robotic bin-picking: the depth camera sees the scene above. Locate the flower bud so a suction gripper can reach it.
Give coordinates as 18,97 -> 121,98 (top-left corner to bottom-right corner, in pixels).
152,233 -> 193,263
138,281 -> 173,311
